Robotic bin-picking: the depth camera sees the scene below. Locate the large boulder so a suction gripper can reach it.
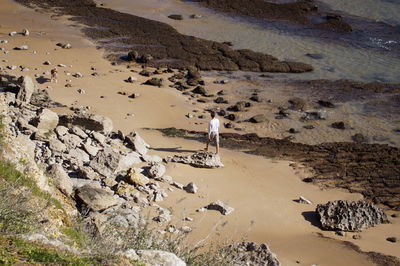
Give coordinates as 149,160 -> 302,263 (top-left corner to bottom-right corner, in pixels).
75,185 -> 118,211
165,152 -> 224,168
17,76 -> 36,104
89,148 -> 121,177
227,242 -> 280,266
31,108 -> 59,138
316,200 -> 389,232
47,164 -> 73,196
124,131 -> 149,156
58,113 -> 113,134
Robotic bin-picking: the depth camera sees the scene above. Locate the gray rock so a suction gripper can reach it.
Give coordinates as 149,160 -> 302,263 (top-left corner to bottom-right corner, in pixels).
55,126 -> 69,137
58,133 -> 82,149
249,114 -> 268,123
31,108 -> 59,139
71,178 -> 101,189
82,143 -> 100,157
92,131 -> 106,145
59,113 -> 113,134
202,200 -> 234,215
68,148 -> 90,165
49,137 -> 67,153
165,152 -> 224,168
147,163 -> 166,179
153,208 -> 172,223
17,76 -> 36,104
76,166 -> 99,180
136,250 -> 186,266
227,242 -> 280,266
183,182 -> 198,194
142,154 -> 162,163
386,237 -> 397,243
117,152 -> 142,172
89,148 -> 121,177
316,200 -> 389,232
70,126 -> 88,139
124,131 -> 149,155
47,164 -> 73,196
75,185 -> 118,211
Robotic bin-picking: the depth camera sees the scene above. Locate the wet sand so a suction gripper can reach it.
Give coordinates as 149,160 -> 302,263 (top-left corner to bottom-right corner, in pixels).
0,0 -> 399,265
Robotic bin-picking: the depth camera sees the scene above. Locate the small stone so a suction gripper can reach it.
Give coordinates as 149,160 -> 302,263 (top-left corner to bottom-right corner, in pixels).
21,29 -> 29,36
352,234 -> 361,240
386,237 -> 397,243
183,182 -> 198,194
14,45 -> 29,50
168,14 -> 183,20
296,196 -> 312,204
43,61 -> 51,65
77,88 -> 86,94
9,31 -> 17,36
126,76 -> 137,83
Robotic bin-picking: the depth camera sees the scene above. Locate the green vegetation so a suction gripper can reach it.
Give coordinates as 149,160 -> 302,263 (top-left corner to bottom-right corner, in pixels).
0,236 -> 118,265
158,127 -> 188,138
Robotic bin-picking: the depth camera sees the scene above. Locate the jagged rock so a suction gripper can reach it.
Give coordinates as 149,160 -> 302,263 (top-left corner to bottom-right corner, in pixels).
136,250 -> 186,266
201,200 -> 234,215
126,168 -> 149,187
75,185 -> 118,211
147,163 -> 166,179
124,131 -> 149,155
17,76 -> 36,104
227,242 -> 280,266
71,126 -> 88,139
76,166 -> 99,180
82,143 -> 100,157
183,182 -> 198,194
58,133 -> 82,149
316,200 -> 389,232
67,148 -> 90,165
89,148 -> 121,177
58,113 -> 113,134
166,152 -> 224,168
47,164 -> 73,196
92,131 -> 106,145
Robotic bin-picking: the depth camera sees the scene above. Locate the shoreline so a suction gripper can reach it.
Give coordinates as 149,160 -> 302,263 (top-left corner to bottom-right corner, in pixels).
0,0 -> 399,264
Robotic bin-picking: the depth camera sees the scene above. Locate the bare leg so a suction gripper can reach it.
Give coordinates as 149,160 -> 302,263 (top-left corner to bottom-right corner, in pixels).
216,143 -> 219,154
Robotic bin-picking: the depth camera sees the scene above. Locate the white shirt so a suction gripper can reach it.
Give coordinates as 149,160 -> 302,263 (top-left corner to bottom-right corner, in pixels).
208,118 -> 220,135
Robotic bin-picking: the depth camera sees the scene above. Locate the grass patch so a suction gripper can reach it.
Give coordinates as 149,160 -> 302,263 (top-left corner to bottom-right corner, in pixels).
158,127 -> 188,138
61,227 -> 87,249
0,236 -> 117,265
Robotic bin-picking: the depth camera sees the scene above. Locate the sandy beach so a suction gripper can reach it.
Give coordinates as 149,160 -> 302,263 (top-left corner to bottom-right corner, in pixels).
1,0 -> 399,265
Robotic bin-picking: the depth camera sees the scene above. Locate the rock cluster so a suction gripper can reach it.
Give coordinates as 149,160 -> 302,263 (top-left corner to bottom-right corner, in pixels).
166,152 -> 224,168
316,200 -> 389,232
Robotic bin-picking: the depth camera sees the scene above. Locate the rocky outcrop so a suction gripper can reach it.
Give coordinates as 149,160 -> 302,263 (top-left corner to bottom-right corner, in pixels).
316,200 -> 389,232
227,242 -> 280,266
166,152 -> 224,168
16,75 -> 36,104
58,113 -> 113,134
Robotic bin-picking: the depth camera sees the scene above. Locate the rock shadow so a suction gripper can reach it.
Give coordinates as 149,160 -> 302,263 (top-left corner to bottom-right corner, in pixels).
150,146 -> 199,154
36,76 -> 50,84
301,211 -> 322,228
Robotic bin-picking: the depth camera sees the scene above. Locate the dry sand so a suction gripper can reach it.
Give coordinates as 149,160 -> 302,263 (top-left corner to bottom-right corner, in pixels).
0,0 -> 399,265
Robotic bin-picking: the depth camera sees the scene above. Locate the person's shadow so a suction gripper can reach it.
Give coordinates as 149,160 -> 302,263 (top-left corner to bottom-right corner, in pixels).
150,146 -> 199,154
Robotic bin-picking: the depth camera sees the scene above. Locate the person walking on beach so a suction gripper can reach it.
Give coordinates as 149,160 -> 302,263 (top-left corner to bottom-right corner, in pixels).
50,67 -> 58,83
204,111 -> 220,154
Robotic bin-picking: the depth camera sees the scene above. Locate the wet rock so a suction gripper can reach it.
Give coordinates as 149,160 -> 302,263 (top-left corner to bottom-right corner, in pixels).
288,98 -> 305,111
75,185 -> 118,211
17,76 -> 36,104
59,113 -> 113,134
47,164 -> 73,196
332,121 -> 346,130
124,131 -> 150,156
227,242 -> 280,266
250,114 -> 267,123
306,53 -> 323,60
316,200 -> 389,232
214,97 -> 228,104
183,182 -> 198,194
386,237 -> 397,243
168,14 -> 183,20
144,77 -> 163,87
166,152 -> 224,168
318,100 -> 335,108
201,200 -> 234,215
192,86 -> 207,96
126,168 -> 149,187
352,133 -> 367,143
